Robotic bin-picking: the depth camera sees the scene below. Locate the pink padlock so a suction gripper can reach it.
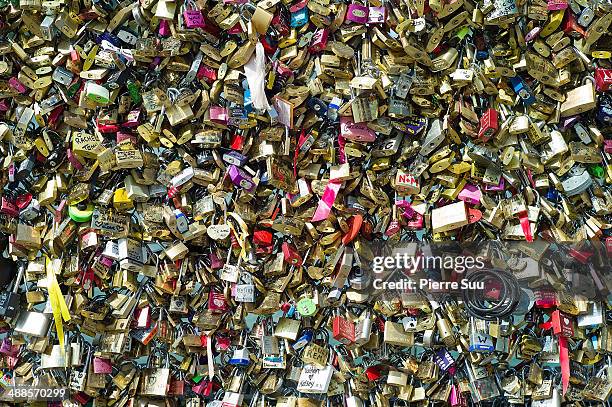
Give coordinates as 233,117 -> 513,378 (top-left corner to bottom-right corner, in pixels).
8,77 -> 26,94
159,20 -> 171,37
210,106 -> 228,124
449,384 -> 468,407
116,131 -> 137,144
210,251 -> 223,269
197,65 -> 217,82
396,200 -> 416,219
67,149 -> 84,170
92,357 -> 113,374
604,139 -> 612,154
457,184 -> 481,205
367,6 -> 386,23
346,3 -> 369,23
183,1 -> 206,28
97,121 -> 120,133
308,28 -> 329,53
547,0 -> 568,10
406,212 -> 424,229
340,116 -> 376,142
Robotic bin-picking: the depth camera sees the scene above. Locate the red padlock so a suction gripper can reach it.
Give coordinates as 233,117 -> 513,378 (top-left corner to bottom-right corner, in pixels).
562,11 -> 587,37
230,133 -> 245,150
308,28 -> 329,53
332,313 -> 355,345
0,196 -> 18,218
282,241 -> 302,266
551,310 -> 574,337
478,108 -> 498,141
208,290 -> 229,312
364,365 -> 382,380
595,68 -> 612,92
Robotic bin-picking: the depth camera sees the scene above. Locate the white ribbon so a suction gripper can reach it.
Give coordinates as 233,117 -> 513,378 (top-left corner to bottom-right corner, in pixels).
244,42 -> 271,111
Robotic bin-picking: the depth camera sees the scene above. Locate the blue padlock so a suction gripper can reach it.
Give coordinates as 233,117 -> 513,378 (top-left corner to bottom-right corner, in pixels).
290,8 -> 309,27
510,76 -> 535,106
229,347 -> 250,366
597,94 -> 612,125
546,188 -> 560,202
286,303 -> 296,318
292,329 -> 313,350
244,88 -> 253,114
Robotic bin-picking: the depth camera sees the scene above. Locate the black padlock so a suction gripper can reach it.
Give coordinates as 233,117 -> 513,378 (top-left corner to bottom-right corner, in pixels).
0,261 -> 23,318
15,155 -> 36,182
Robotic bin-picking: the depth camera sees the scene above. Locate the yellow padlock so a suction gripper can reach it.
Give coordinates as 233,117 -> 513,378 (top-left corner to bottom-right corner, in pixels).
113,188 -> 134,211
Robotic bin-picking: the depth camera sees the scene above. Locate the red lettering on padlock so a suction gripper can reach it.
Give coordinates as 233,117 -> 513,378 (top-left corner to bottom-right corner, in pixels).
478,108 -> 498,141
595,68 -> 612,92
332,315 -> 355,345
547,0 -> 568,10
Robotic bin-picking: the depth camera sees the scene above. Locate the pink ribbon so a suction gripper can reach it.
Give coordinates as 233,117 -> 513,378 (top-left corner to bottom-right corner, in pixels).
312,181 -> 342,222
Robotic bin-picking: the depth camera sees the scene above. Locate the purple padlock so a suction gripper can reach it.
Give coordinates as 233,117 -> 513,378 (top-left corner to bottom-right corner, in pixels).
228,165 -> 256,192
484,177 -> 505,192
222,150 -> 248,167
346,3 -> 369,23
458,184 -> 482,205
367,6 -> 386,23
